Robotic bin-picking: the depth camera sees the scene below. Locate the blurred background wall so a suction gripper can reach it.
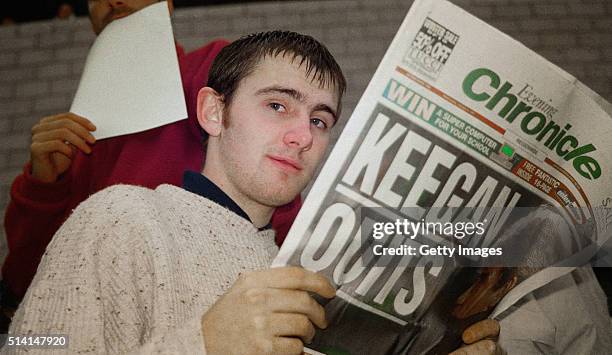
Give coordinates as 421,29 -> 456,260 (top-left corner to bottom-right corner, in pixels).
0,0 -> 610,269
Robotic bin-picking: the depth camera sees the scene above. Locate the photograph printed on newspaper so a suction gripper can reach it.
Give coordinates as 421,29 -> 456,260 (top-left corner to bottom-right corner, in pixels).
273,0 -> 612,353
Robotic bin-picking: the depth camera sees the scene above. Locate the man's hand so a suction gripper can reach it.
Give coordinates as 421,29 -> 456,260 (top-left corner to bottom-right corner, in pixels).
201,267 -> 336,355
30,113 -> 96,183
449,319 -> 504,355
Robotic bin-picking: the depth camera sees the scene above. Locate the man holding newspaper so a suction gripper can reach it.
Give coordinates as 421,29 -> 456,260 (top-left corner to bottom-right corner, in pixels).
4,0 -> 609,354
3,22 -> 503,354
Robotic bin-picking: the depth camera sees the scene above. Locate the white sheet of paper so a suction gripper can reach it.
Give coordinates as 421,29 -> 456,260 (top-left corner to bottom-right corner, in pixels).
70,2 -> 186,140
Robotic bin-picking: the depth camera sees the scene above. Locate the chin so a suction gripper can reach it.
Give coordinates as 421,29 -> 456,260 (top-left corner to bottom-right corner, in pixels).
246,174 -> 308,207
263,194 -> 298,207
257,188 -> 302,207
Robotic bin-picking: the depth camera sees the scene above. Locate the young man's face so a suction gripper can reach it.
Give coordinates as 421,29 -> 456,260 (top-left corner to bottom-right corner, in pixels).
88,0 -> 161,34
212,54 -> 340,210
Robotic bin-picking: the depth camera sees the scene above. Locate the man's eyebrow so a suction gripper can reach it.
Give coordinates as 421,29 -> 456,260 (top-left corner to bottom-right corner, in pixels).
313,104 -> 338,125
255,86 -> 305,102
255,85 -> 338,124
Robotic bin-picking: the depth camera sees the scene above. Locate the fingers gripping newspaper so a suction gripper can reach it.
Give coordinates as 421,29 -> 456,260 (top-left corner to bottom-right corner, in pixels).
273,0 -> 612,353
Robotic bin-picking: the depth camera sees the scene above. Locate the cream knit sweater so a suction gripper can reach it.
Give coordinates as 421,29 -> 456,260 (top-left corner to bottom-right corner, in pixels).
5,184 -> 278,354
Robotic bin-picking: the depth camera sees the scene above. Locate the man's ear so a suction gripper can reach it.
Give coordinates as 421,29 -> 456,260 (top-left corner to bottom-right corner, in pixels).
196,87 -> 225,137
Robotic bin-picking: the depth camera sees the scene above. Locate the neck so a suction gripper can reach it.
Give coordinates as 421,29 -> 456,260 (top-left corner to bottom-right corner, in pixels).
201,167 -> 274,229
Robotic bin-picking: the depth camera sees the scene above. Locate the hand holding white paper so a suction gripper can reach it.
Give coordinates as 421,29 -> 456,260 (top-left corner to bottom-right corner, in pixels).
70,2 -> 186,140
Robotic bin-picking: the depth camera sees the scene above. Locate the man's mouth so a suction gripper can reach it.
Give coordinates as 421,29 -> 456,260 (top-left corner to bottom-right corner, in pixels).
267,155 -> 304,172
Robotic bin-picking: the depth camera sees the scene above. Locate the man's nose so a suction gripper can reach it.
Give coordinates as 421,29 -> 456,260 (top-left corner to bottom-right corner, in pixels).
283,117 -> 313,151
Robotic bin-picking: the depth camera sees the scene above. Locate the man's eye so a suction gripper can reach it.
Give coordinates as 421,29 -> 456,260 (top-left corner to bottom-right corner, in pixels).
269,102 -> 286,112
311,118 -> 328,130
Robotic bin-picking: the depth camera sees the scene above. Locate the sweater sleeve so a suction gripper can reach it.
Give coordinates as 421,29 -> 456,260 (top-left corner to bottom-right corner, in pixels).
130,316 -> 207,355
3,186 -> 207,355
2,163 -> 74,299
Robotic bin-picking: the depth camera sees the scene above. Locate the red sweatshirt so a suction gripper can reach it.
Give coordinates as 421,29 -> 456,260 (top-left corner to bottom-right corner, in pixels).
3,40 -> 300,300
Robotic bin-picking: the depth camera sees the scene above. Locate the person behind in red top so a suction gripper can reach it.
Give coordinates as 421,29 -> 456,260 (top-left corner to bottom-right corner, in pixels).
1,0 -> 301,322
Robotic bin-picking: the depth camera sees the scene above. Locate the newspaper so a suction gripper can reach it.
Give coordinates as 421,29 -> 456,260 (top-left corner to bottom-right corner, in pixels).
273,0 -> 612,353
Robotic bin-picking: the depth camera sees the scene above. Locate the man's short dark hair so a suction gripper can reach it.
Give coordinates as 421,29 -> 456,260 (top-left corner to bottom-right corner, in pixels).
207,30 -> 346,111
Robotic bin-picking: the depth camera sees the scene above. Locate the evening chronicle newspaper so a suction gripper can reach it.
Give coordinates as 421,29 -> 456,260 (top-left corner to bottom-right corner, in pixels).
273,0 -> 612,353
